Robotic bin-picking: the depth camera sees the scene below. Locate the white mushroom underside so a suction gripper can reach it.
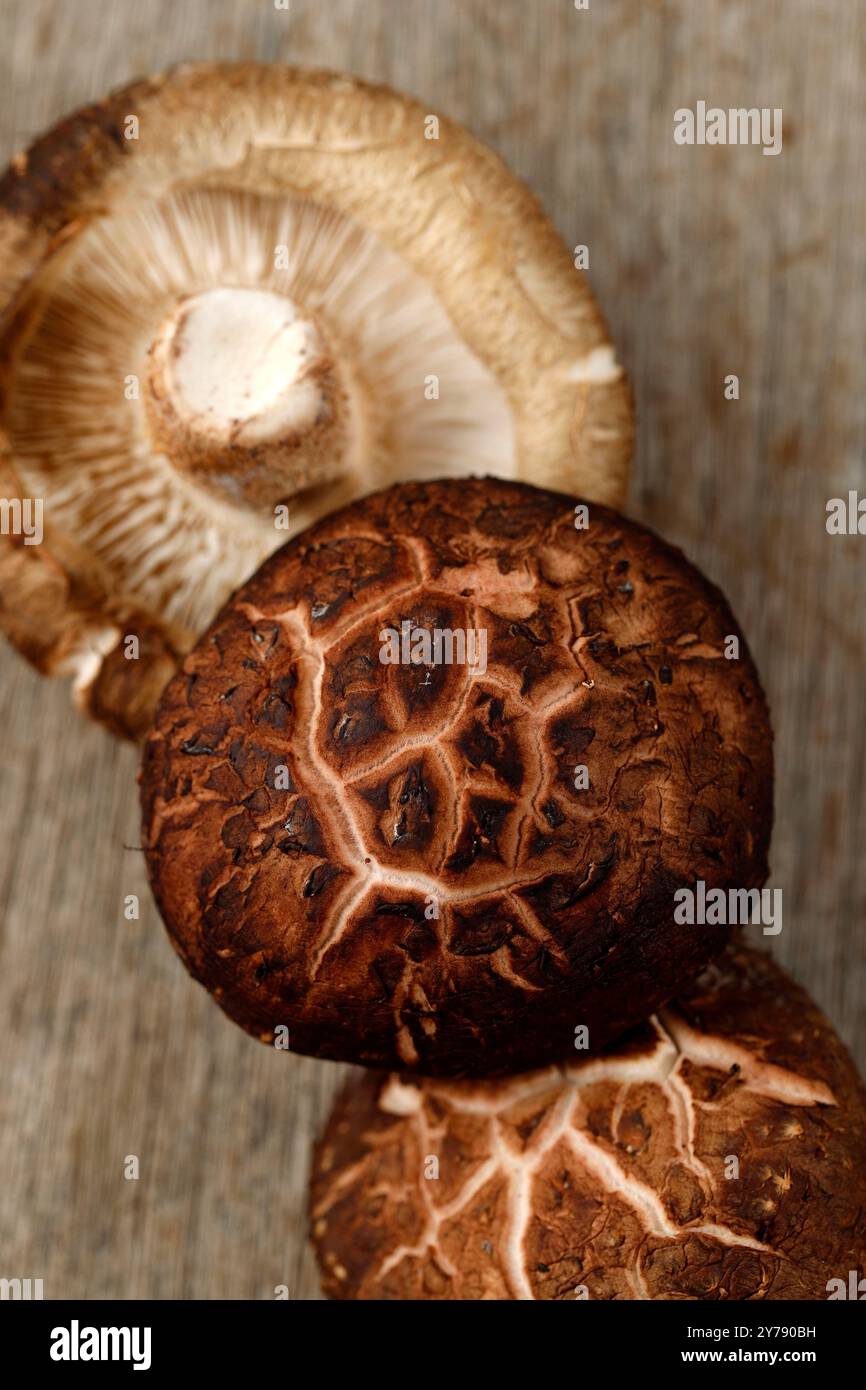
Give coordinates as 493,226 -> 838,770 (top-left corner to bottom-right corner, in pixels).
6,188 -> 515,645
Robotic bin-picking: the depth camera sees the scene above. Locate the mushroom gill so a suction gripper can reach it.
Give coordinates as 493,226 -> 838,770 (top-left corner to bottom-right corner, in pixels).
0,64 -> 633,737
6,188 -> 514,649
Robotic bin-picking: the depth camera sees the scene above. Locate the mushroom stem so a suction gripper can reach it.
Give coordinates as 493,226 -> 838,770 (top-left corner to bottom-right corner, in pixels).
143,287 -> 354,511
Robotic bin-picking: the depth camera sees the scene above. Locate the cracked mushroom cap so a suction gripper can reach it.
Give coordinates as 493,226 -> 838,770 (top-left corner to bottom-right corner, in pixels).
0,63 -> 632,738
311,946 -> 866,1300
141,477 -> 772,1077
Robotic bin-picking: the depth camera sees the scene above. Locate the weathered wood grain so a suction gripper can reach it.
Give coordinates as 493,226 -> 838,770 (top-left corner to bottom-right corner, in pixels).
1,0 -> 864,1300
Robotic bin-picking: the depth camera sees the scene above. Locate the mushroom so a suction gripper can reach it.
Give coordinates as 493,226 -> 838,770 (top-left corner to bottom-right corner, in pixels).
310,945 -> 866,1300
141,476 -> 773,1077
0,63 -> 633,738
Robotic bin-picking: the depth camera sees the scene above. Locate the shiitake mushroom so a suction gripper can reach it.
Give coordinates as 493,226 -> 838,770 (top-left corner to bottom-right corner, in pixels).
0,64 -> 632,737
141,477 -> 773,1077
311,946 -> 866,1300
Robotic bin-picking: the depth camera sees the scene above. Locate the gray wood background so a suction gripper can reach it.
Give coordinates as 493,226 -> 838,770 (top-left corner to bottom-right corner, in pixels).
1,0 -> 864,1301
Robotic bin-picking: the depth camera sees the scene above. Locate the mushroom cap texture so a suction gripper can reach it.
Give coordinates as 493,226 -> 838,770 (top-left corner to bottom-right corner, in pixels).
311,946 -> 866,1300
141,477 -> 773,1077
0,63 -> 633,739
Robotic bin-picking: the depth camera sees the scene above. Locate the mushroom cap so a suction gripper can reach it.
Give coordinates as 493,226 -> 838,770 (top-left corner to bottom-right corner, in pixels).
141,477 -> 772,1077
0,63 -> 633,739
310,945 -> 866,1300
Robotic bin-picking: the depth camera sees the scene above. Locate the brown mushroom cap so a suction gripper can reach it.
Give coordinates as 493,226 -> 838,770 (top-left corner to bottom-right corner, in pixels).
311,945 -> 866,1301
141,477 -> 772,1077
0,63 -> 633,738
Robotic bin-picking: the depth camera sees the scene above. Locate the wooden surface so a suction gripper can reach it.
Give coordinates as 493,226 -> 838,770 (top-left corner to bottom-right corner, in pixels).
1,0 -> 864,1301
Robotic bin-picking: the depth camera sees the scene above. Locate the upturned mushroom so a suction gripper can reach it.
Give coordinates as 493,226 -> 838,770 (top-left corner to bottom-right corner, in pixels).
311,945 -> 866,1300
141,477 -> 773,1077
0,64 -> 633,738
